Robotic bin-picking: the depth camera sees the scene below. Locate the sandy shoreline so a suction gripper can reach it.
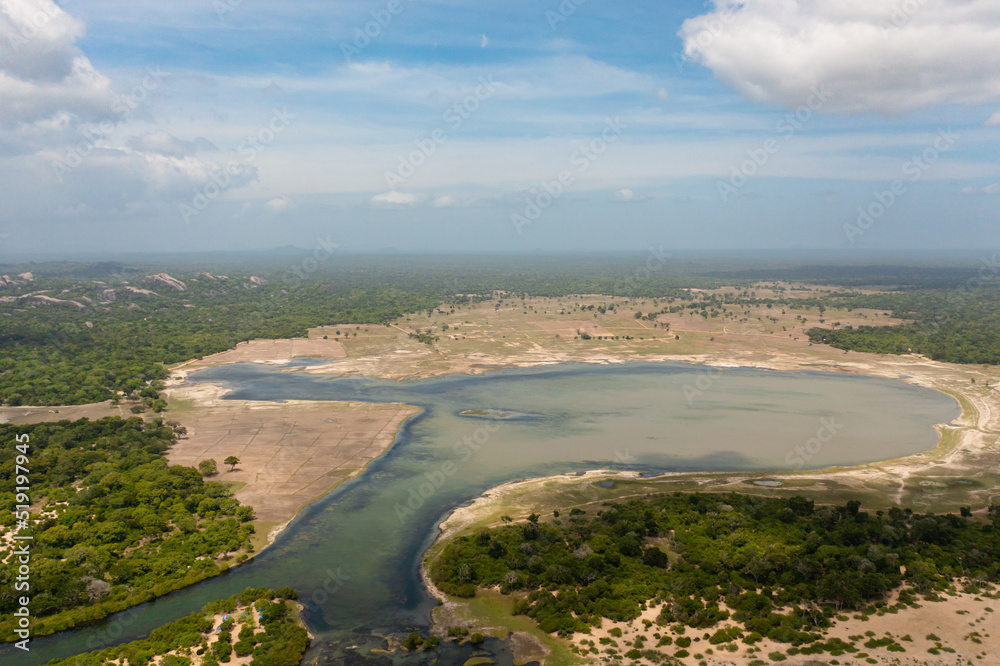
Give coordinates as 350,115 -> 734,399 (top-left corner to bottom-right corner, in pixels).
413,333 -> 998,664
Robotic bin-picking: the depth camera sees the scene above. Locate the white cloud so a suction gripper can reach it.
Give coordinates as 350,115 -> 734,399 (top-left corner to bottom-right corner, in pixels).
224,55 -> 660,103
0,0 -> 114,128
433,194 -> 460,208
126,131 -> 217,157
480,33 -> 489,48
265,195 -> 291,211
960,183 -> 1000,195
371,191 -> 426,208
613,188 -> 650,203
432,194 -> 494,208
680,0 -> 1000,113
986,112 -> 1000,127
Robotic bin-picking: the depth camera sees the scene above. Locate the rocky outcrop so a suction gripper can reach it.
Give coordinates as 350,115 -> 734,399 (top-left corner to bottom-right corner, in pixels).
101,289 -> 117,301
145,273 -> 188,291
123,286 -> 158,297
243,275 -> 269,289
20,295 -> 86,308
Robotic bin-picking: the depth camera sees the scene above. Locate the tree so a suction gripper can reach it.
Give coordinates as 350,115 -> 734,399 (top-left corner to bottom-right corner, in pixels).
402,633 -> 423,651
642,547 -> 669,568
198,459 -> 218,477
224,456 -> 240,472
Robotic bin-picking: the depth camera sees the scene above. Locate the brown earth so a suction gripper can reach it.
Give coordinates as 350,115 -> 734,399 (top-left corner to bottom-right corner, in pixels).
163,378 -> 417,530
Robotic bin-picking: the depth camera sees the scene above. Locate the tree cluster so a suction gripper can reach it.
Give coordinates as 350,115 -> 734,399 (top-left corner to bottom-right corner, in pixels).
430,493 -> 1000,644
0,417 -> 256,639
44,587 -> 308,666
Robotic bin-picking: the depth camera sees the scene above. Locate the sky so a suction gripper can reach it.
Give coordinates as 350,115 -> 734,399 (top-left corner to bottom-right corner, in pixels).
0,0 -> 998,256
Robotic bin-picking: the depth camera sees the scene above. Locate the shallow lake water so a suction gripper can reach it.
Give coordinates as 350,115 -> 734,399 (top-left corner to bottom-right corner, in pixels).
5,362 -> 960,665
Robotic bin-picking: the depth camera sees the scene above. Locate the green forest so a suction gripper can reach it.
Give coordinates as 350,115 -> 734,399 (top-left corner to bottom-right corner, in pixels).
2,257 -> 998,407
45,587 -> 308,666
430,493 -> 1000,650
0,267 -> 438,406
0,418 -> 256,639
806,288 -> 1000,364
0,257 -> 704,406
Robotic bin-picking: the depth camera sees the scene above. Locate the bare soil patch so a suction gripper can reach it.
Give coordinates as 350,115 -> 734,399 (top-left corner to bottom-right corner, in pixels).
180,336 -> 346,371
0,400 -> 132,425
533,320 -> 614,338
164,382 -> 416,524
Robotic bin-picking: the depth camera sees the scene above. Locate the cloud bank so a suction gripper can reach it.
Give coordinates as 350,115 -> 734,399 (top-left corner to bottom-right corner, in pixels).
680,0 -> 1000,113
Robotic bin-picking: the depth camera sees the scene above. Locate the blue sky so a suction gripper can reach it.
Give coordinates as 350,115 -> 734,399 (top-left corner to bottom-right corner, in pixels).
0,0 -> 998,255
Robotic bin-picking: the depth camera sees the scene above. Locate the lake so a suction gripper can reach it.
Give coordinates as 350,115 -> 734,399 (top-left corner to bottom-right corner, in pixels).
4,362 -> 959,665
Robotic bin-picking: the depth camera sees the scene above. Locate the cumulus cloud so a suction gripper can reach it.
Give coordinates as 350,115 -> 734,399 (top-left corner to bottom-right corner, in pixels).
126,131 -> 217,157
55,147 -> 257,199
960,183 -> 1000,196
265,195 -> 291,212
432,194 -> 494,208
371,191 -> 426,208
680,0 -> 1000,113
613,188 -> 650,203
0,0 -> 114,127
433,194 -> 460,208
0,2 -> 266,221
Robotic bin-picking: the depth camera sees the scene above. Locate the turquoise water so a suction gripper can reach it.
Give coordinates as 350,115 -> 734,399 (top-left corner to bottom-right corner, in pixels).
4,362 -> 959,665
